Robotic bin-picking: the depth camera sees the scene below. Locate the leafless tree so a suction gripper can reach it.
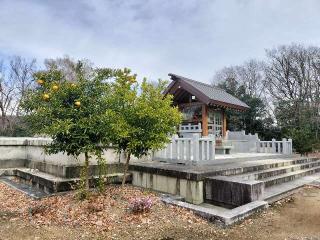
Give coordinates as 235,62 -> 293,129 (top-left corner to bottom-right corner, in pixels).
44,55 -> 93,82
212,59 -> 266,99
264,44 -> 320,137
0,56 -> 36,132
10,56 -> 37,115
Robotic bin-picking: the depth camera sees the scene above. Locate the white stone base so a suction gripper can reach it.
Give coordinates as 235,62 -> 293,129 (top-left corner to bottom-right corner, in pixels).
132,171 -> 203,204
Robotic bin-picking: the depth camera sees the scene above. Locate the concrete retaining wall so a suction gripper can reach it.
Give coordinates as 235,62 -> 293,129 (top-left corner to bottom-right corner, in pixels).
0,137 -> 151,168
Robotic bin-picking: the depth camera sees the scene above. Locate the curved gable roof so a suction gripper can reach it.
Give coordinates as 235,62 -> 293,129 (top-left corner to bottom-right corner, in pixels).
165,73 -> 249,110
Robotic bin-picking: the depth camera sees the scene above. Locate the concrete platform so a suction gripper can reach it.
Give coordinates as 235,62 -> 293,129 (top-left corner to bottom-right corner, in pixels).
131,154 -> 320,225
130,154 -> 301,181
130,154 -> 304,204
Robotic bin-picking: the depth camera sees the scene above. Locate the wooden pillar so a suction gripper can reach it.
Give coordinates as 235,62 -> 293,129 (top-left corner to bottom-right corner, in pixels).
202,105 -> 208,136
222,110 -> 227,138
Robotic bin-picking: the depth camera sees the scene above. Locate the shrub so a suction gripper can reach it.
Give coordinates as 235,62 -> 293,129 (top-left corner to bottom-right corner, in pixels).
288,127 -> 314,155
128,197 -> 153,213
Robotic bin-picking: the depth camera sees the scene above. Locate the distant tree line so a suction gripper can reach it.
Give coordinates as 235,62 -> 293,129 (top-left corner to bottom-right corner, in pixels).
213,43 -> 320,154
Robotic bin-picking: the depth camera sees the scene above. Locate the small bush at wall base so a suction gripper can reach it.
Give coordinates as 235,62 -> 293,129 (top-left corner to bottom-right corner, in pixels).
128,197 -> 153,213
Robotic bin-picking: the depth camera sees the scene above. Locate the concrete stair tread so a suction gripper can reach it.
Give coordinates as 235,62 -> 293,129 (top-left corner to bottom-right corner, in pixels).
0,167 -> 28,176
212,157 -> 319,177
14,168 -> 131,193
16,168 -> 68,181
235,159 -> 320,180
263,172 -> 320,202
16,168 -> 127,182
262,165 -> 320,187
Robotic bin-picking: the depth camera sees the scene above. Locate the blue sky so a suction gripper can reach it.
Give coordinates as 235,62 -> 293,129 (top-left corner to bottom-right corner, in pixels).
1,0 -> 320,83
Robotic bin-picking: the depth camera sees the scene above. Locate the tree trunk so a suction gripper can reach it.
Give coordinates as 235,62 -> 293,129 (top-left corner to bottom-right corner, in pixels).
122,152 -> 131,186
84,152 -> 90,191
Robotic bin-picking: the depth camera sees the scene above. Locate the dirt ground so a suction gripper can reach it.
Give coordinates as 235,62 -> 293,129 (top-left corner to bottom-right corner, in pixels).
0,183 -> 319,240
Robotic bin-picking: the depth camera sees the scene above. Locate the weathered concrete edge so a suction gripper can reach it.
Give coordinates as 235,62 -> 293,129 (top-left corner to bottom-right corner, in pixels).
0,137 -> 52,146
129,157 -> 319,181
1,168 -> 132,194
161,195 -> 268,226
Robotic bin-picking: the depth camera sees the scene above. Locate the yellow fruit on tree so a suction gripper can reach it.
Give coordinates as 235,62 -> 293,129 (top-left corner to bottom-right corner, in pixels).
71,83 -> 76,88
52,85 -> 59,91
74,101 -> 81,107
37,79 -> 44,85
42,93 -> 50,101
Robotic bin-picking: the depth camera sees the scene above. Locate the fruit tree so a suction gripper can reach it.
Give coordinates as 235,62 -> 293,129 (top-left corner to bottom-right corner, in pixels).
22,62 -> 114,198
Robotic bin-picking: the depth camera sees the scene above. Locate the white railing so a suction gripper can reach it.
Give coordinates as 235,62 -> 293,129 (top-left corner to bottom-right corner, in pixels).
153,134 -> 215,164
257,138 -> 292,154
178,123 -> 202,133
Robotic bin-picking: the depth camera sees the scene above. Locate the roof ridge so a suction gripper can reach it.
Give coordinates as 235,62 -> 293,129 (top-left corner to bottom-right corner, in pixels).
167,73 -> 249,109
169,73 -> 223,90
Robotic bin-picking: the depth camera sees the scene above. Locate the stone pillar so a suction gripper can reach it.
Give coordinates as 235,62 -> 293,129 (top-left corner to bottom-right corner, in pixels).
192,134 -> 200,162
272,138 -> 276,153
257,140 -> 260,153
282,138 -> 287,154
288,138 -> 292,154
202,105 -> 208,136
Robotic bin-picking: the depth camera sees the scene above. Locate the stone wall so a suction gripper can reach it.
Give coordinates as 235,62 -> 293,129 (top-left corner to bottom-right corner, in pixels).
225,131 -> 259,153
0,137 -> 151,168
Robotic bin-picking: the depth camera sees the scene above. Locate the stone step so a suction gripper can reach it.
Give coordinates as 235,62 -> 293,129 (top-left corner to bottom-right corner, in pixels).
204,158 -> 320,207
219,157 -> 320,176
263,165 -> 320,188
14,168 -> 131,193
263,173 -> 320,203
239,160 -> 320,180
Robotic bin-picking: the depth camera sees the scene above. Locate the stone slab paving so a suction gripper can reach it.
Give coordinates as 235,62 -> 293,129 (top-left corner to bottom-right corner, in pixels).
132,154 -> 297,172
161,194 -> 268,226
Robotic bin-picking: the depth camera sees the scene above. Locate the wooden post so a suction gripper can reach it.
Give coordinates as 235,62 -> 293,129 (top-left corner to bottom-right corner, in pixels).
222,110 -> 227,138
202,105 -> 208,136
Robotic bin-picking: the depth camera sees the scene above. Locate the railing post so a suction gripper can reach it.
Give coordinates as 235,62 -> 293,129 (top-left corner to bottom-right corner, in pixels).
210,135 -> 215,160
172,134 -> 178,160
288,138 -> 292,154
192,134 -> 200,162
257,140 -> 260,153
282,138 -> 287,154
272,138 -> 276,153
